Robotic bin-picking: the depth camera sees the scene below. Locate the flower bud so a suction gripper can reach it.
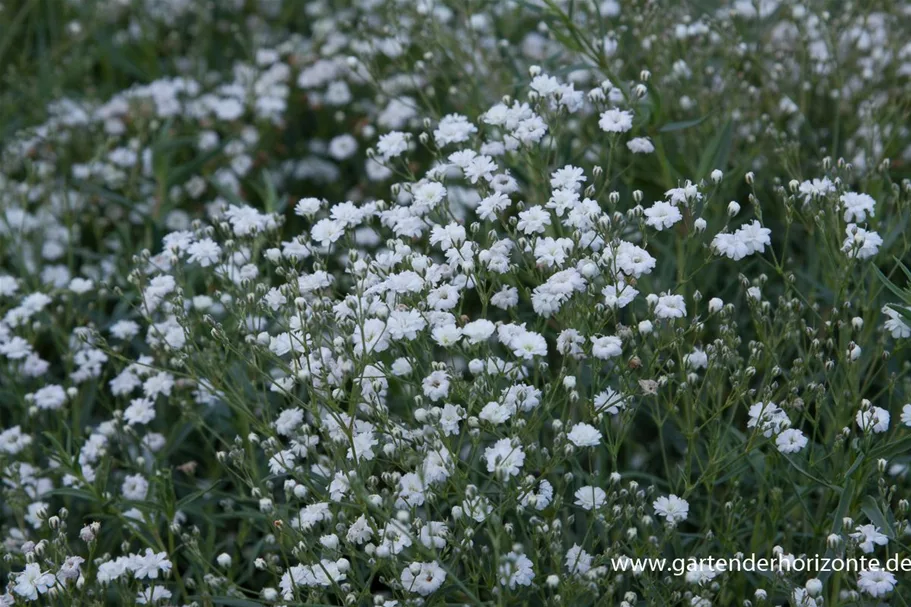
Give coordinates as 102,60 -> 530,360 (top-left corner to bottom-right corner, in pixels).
806,578 -> 823,597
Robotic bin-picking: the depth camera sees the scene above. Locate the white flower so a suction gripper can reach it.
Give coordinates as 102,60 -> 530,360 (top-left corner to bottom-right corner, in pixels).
883,305 -> 911,338
462,319 -> 496,344
419,521 -> 449,549
712,232 -> 749,261
123,398 -> 155,426
684,348 -> 708,370
591,335 -> 622,359
653,494 -> 689,524
432,324 -> 462,347
840,192 -> 876,222
851,524 -> 889,553
792,587 -> 820,607
386,309 -> 427,341
274,408 -> 304,436
130,549 -> 172,580
396,473 -> 426,508
311,218 -> 345,247
401,561 -> 447,596
748,402 -> 790,437
602,283 -> 639,308
485,438 -> 525,477
516,206 -> 551,235
0,426 -> 31,454
534,236 -> 573,267
122,473 -> 150,500
434,114 -> 477,146
644,201 -> 682,230
665,181 -> 702,204
685,563 -> 720,585
655,294 -> 687,319
412,181 -> 447,210
422,370 -> 450,401
186,238 -> 222,267
295,197 -> 322,217
567,423 -> 602,447
798,177 -> 835,202
328,134 -> 358,160
376,131 -> 409,159
292,503 -> 332,531
391,358 -> 413,376
594,388 -> 627,415
97,557 -> 130,584
13,564 -> 56,601
0,275 -> 19,297
598,108 -> 633,133
776,428 -> 808,454
462,491 -> 493,522
346,516 -> 373,545
565,544 -> 593,575
857,569 -> 896,598
124,397 -> 156,426
842,224 -> 882,260
736,221 -> 772,254
30,384 -> 66,410
627,136 -> 654,153
477,191 -> 512,220
136,586 -> 172,605
574,486 -> 606,510
110,320 -> 141,340
550,165 -> 586,191
519,480 -> 554,511
607,241 -> 656,277
439,404 -> 463,435
498,551 -> 534,589
56,556 -> 85,582
510,331 -> 548,359
856,406 -> 890,433
69,278 -> 94,294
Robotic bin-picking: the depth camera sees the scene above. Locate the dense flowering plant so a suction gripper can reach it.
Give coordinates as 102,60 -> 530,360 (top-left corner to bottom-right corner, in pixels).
2,0 -> 911,605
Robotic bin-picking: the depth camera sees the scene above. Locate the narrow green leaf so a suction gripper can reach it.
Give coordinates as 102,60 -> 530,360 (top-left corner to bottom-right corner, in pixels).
861,496 -> 895,537
47,487 -> 95,501
187,596 -> 263,607
696,119 -> 733,178
177,481 -> 223,509
818,478 -> 855,583
868,435 -> 911,461
659,115 -> 708,133
873,265 -> 911,303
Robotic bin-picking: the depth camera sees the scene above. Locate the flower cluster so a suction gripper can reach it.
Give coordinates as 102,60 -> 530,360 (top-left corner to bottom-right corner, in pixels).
2,0 -> 911,606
